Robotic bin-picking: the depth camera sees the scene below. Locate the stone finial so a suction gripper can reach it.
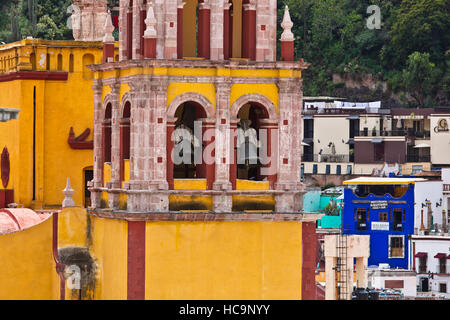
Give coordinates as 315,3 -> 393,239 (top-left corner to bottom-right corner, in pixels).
280,5 -> 294,42
144,3 -> 157,38
103,10 -> 115,43
62,178 -> 75,208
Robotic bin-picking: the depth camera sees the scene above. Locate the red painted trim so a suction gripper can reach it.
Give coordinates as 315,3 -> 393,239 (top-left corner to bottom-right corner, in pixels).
205,127 -> 215,190
167,124 -> 175,190
223,8 -> 231,60
230,124 -> 237,189
0,189 -> 14,209
1,147 -> 10,188
302,221 -> 317,300
140,9 -> 147,59
127,10 -> 133,60
120,119 -> 130,182
0,209 -> 21,230
103,43 -> 115,63
68,127 -> 94,150
144,38 -> 157,59
198,7 -> 211,59
52,212 -> 66,300
127,221 -> 146,300
281,41 -> 294,62
242,7 -> 256,60
177,7 -> 183,59
0,72 -> 68,83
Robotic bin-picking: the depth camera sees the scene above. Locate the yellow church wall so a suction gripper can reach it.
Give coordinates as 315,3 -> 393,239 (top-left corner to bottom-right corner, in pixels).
167,82 -> 216,110
230,83 -> 279,114
145,221 -> 303,300
88,215 -> 128,300
0,216 -> 59,300
0,40 -> 113,209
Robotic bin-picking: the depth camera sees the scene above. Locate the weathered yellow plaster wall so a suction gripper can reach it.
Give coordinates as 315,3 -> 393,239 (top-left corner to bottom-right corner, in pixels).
89,215 -> 128,300
145,221 -> 303,300
0,216 -> 59,299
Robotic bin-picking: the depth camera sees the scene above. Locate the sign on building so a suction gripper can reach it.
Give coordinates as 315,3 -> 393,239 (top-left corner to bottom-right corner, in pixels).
372,222 -> 390,231
370,201 -> 388,210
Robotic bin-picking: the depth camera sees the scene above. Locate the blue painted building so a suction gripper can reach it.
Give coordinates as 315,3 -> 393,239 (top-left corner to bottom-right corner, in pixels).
342,177 -> 425,269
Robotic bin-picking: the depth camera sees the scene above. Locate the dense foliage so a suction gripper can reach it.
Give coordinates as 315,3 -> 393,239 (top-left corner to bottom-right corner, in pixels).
0,0 -> 448,107
278,0 -> 449,107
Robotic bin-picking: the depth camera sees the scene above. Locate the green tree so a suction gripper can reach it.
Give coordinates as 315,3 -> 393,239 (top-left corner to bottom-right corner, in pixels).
401,52 -> 439,107
388,0 -> 450,68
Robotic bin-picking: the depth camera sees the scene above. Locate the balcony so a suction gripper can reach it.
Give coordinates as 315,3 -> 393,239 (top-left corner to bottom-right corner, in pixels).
302,154 -> 351,163
406,154 -> 431,162
356,129 -> 431,139
358,130 -> 407,137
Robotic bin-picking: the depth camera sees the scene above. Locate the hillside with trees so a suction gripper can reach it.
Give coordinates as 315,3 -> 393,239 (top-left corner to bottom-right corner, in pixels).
0,0 -> 448,107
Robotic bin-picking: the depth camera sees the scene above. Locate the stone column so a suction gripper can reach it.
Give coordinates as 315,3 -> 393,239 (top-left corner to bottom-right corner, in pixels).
127,81 -> 144,212
223,1 -> 232,60
325,256 -> 336,300
214,80 -> 233,191
108,83 -> 121,209
198,1 -> 211,59
210,0 -> 224,60
154,0 -> 165,59
344,256 -> 354,300
242,0 -> 256,60
119,0 -> 127,60
91,81 -> 104,208
355,257 -> 368,289
255,0 -> 271,61
149,78 -> 169,212
164,0 -> 178,59
275,78 -> 305,212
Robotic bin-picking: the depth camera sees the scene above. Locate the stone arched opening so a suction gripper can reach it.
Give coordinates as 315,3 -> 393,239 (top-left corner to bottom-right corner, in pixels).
167,93 -> 215,190
230,93 -> 278,187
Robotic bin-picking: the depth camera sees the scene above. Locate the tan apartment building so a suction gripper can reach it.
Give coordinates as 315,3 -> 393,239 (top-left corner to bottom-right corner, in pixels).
301,98 -> 450,186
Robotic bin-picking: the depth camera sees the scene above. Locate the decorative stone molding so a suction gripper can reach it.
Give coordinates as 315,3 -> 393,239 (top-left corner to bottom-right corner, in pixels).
230,93 -> 278,120
167,92 -> 215,118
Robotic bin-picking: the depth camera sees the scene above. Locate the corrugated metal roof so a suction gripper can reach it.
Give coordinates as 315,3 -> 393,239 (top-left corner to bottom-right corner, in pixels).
343,177 -> 427,185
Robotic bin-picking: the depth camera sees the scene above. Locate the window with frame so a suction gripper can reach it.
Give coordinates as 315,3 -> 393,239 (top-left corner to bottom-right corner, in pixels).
393,208 -> 404,231
379,212 -> 388,221
325,165 -> 331,174
389,235 -> 404,258
356,208 -> 368,230
439,283 -> 447,293
313,164 -> 318,174
336,165 -> 341,175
